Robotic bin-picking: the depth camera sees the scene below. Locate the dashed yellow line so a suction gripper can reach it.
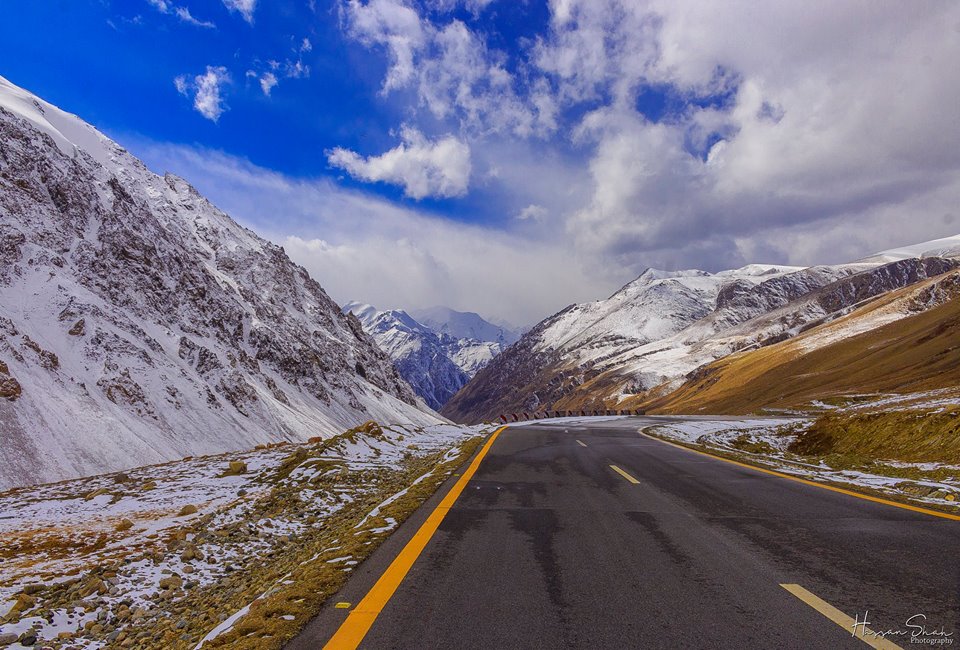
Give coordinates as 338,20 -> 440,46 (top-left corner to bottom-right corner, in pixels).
641,432 -> 960,522
610,464 -> 640,484
780,584 -> 903,649
322,426 -> 506,650
576,439 -> 588,447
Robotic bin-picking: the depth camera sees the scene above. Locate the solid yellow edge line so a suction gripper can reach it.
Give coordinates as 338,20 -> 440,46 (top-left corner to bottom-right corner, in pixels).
322,426 -> 507,650
780,584 -> 903,649
609,464 -> 640,484
640,431 -> 960,522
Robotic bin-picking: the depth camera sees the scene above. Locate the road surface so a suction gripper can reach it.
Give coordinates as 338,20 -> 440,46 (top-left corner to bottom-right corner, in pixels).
289,417 -> 960,649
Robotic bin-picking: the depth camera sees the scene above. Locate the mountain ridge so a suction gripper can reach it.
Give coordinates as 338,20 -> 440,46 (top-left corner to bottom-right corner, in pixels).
442,246 -> 960,423
343,301 -> 507,410
0,76 -> 439,489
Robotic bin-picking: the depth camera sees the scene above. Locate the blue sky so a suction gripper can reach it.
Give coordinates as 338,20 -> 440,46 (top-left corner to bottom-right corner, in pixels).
2,1 -> 959,325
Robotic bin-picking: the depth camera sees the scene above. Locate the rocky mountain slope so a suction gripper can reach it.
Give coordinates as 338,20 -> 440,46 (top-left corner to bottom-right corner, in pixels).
0,76 -> 440,490
641,269 -> 960,414
343,302 -> 507,410
443,243 -> 960,423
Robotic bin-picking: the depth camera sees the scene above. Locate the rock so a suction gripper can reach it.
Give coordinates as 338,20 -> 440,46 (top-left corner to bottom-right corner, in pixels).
17,632 -> 37,646
79,579 -> 106,598
68,319 -> 85,336
224,460 -> 247,475
0,633 -> 17,645
182,565 -> 195,574
115,518 -> 134,532
21,584 -> 44,595
11,592 -> 36,613
158,575 -> 182,590
0,376 -> 21,401
84,487 -> 110,500
177,504 -> 198,516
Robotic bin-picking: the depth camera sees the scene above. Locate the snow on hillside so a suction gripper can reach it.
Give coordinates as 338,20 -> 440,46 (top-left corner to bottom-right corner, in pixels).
858,234 -> 960,264
444,249 -> 960,422
408,306 -> 521,347
0,76 -> 440,490
343,302 -> 503,410
0,421 -> 489,649
535,264 -> 808,365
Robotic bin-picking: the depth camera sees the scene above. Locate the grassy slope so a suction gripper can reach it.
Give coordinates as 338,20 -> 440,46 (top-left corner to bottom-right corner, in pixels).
636,273 -> 960,415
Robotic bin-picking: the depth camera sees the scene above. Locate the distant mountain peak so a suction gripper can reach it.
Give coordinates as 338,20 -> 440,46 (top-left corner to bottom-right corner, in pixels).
408,305 -> 522,346
344,302 -> 508,410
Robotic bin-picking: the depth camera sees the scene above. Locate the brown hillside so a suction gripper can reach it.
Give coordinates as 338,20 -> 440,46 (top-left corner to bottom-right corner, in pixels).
639,272 -> 960,414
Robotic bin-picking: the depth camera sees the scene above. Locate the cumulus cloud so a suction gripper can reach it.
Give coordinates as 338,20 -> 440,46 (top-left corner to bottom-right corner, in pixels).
341,0 -> 546,136
342,0 -> 426,92
175,66 -> 230,122
541,0 -> 960,273
327,126 -> 471,199
336,0 -> 960,283
222,0 -> 256,24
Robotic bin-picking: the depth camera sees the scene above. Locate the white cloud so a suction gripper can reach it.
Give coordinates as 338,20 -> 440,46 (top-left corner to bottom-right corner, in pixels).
259,72 -> 278,96
525,0 -> 960,273
423,0 -> 495,16
339,0 -> 960,280
222,0 -> 257,24
285,59 -> 310,79
516,204 -> 548,223
147,0 -> 215,28
174,7 -> 215,28
327,126 -> 471,199
175,66 -> 230,122
300,37 -> 313,53
341,0 -> 542,136
343,0 -> 426,92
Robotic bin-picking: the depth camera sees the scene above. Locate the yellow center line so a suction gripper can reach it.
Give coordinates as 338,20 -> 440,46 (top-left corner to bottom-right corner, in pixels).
610,464 -> 640,484
640,432 -> 960,522
576,439 -> 588,447
780,584 -> 903,649
322,426 -> 507,650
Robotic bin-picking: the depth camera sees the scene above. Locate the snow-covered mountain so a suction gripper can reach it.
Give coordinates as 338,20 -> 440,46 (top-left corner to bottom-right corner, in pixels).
0,76 -> 440,490
443,241 -> 960,422
408,306 -> 522,348
344,302 -> 507,409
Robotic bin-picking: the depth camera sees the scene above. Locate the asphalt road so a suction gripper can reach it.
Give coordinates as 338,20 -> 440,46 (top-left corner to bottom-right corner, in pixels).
290,417 -> 960,649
